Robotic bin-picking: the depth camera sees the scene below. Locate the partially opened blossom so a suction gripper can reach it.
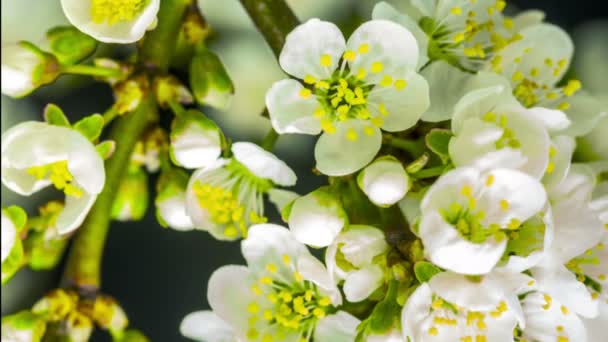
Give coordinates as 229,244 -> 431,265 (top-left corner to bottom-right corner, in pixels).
1,42 -> 59,98
182,224 -> 358,341
357,156 -> 410,207
419,166 -> 547,275
185,142 -> 296,240
325,226 -> 388,302
266,18 -> 430,176
61,0 -> 160,44
1,122 -> 105,235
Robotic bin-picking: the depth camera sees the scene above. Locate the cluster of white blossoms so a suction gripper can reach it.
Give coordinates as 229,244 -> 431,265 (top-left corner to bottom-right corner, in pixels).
1,0 -> 607,341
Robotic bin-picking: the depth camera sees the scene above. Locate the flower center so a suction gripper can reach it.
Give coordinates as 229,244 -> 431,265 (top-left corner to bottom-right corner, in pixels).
27,160 -> 83,198
90,0 -> 148,25
192,160 -> 271,238
481,112 -> 521,149
566,244 -> 605,298
246,257 -> 333,341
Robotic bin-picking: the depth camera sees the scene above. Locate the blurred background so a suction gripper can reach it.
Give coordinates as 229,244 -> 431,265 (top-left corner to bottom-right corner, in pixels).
1,0 -> 607,340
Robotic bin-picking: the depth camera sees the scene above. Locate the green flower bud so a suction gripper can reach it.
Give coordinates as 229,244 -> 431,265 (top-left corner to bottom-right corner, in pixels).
1,206 -> 27,285
1,310 -> 47,342
111,165 -> 149,222
153,75 -> 193,109
190,49 -> 234,110
92,295 -> 128,334
46,26 -> 97,66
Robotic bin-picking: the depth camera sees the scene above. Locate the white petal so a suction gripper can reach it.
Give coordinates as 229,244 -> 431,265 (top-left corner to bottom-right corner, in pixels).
288,189 -> 347,248
358,156 -> 409,207
170,113 -> 222,169
419,212 -> 507,275
1,44 -> 40,98
207,265 -> 256,333
314,311 -> 360,342
527,107 -> 571,132
157,192 -> 194,231
180,311 -> 236,342
429,272 -> 504,311
314,119 -> 382,176
512,10 -> 546,31
371,2 -> 429,69
279,18 -> 345,80
346,20 -> 419,85
241,224 -> 309,277
450,85 -> 509,134
267,189 -> 299,215
265,79 -> 322,135
56,192 -> 98,235
297,253 -> 342,306
561,91 -> 608,137
522,292 -> 587,342
1,212 -> 17,263
343,265 -> 384,302
334,225 -> 388,268
402,283 -> 433,342
420,167 -> 481,214
542,135 -> 575,189
368,71 -> 429,132
60,0 -> 161,44
231,142 -> 296,186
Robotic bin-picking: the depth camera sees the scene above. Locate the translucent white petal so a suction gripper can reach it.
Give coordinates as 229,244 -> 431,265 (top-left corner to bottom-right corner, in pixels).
231,142 -> 296,186
267,188 -> 299,215
372,2 -> 429,69
314,119 -> 382,176
288,189 -> 346,248
279,18 -> 345,79
512,10 -> 546,31
368,71 -> 429,132
429,272 -> 504,311
207,265 -> 256,333
346,20 -> 419,85
241,224 -> 309,277
542,135 -> 575,189
60,0 -> 160,44
527,107 -> 571,132
522,292 -> 587,342
56,192 -> 97,235
560,91 -> 608,137
402,283 -> 433,342
314,311 -> 360,342
358,157 -> 409,207
419,212 -> 507,275
297,253 -> 342,306
1,212 -> 16,263
265,79 -> 322,135
180,310 -> 236,342
343,265 -> 384,302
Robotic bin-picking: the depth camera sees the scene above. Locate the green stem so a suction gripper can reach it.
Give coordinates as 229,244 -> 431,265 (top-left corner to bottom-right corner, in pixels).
167,99 -> 186,117
139,0 -> 191,71
62,65 -> 122,78
412,166 -> 447,179
387,136 -> 425,157
102,106 -> 119,127
260,129 -> 279,151
62,95 -> 156,291
238,0 -> 300,58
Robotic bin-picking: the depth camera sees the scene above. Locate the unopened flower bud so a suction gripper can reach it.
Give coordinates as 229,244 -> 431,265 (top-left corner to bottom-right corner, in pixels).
190,50 -> 234,110
357,156 -> 410,207
92,295 -> 129,333
32,289 -> 78,322
154,75 -> 193,109
170,110 -> 222,169
1,42 -> 59,98
111,165 -> 149,222
64,311 -> 94,342
156,168 -> 193,231
1,310 -> 47,342
114,79 -> 144,115
46,26 -> 97,65
1,206 -> 27,284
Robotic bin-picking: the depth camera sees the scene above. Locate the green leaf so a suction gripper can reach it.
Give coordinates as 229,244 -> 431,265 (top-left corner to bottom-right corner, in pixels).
96,140 -> 116,160
46,26 -> 97,65
4,205 -> 28,231
414,261 -> 442,283
425,129 -> 453,164
368,280 -> 401,334
43,104 -> 70,127
74,114 -> 104,141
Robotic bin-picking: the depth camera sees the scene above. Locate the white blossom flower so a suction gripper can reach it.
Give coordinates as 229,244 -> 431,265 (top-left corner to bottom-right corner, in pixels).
186,224 -> 358,341
357,156 -> 410,207
287,188 -> 347,248
1,42 -> 58,98
169,110 -> 222,169
60,0 -> 160,44
402,275 -> 525,342
485,23 -> 606,137
448,85 -> 557,179
519,292 -> 587,342
185,142 -> 296,240
1,122 -> 105,234
156,168 -> 193,231
325,226 -> 388,302
419,166 -> 547,275
266,18 -> 429,176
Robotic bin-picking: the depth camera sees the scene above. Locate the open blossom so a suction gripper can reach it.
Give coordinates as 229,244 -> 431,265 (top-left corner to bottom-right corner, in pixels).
266,18 -> 429,176
181,224 -> 358,342
185,142 -> 296,240
1,122 -> 105,235
325,226 -> 388,302
60,0 -> 160,44
419,166 -> 547,275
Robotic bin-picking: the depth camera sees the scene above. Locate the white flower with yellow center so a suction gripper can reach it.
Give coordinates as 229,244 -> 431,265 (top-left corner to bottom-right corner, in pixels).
419,166 -> 547,275
169,110 -> 222,170
325,226 -> 388,302
485,23 -> 607,137
184,224 -> 359,342
61,0 -> 160,44
357,156 -> 411,207
448,85 -> 560,179
266,18 -> 430,176
185,142 -> 296,241
372,0 -> 520,72
402,271 -> 530,342
1,42 -> 58,98
1,122 -> 105,234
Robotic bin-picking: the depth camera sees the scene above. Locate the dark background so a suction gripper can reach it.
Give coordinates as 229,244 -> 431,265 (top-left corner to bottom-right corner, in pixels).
1,0 -> 606,341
